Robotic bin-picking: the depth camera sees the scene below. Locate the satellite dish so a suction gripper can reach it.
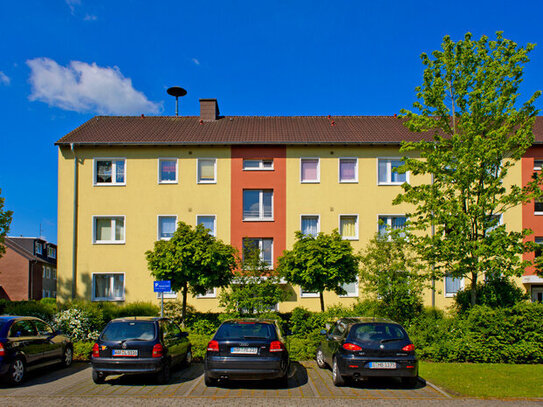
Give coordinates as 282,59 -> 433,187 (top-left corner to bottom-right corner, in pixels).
167,87 -> 187,116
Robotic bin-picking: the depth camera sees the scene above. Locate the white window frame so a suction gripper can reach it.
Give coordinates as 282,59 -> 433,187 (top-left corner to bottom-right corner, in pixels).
300,214 -> 320,236
52,269 -> 57,280
377,157 -> 409,185
35,242 -> 43,255
45,267 -> 51,279
157,215 -> 178,240
300,288 -> 320,298
338,157 -> 358,183
444,275 -> 464,297
339,276 -> 360,298
534,160 -> 543,171
158,158 -> 178,184
243,190 -> 274,221
535,201 -> 543,216
92,272 -> 125,301
300,158 -> 320,183
196,215 -> 217,237
156,290 -> 178,299
243,159 -> 274,171
242,238 -> 274,269
378,214 -> 407,239
197,158 -> 217,184
339,214 -> 359,240
92,216 -> 126,244
93,158 -> 126,186
196,288 -> 217,299
47,246 -> 56,259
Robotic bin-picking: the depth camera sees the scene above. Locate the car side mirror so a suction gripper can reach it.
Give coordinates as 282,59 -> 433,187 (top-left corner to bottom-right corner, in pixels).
320,329 -> 327,335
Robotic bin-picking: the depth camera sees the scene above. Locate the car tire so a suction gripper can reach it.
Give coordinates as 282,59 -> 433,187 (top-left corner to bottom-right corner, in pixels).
184,348 -> 192,366
402,376 -> 418,387
316,349 -> 327,369
92,369 -> 106,384
332,357 -> 345,387
157,360 -> 171,384
204,371 -> 217,387
62,345 -> 73,368
7,356 -> 25,386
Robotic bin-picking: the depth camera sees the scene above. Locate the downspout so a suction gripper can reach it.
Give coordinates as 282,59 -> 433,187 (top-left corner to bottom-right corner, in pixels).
70,143 -> 78,299
431,173 -> 435,308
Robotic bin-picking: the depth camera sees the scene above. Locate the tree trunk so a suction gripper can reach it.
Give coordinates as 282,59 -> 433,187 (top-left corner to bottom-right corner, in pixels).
319,292 -> 325,312
181,282 -> 188,328
470,272 -> 477,307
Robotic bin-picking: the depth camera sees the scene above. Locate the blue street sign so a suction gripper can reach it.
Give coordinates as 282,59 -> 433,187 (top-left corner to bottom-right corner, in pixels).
154,280 -> 171,293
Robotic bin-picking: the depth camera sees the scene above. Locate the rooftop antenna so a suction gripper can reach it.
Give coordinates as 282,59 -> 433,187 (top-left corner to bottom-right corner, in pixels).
166,86 -> 187,117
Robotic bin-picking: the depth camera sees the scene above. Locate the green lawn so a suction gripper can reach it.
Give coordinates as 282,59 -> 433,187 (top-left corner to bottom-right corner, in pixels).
420,362 -> 543,399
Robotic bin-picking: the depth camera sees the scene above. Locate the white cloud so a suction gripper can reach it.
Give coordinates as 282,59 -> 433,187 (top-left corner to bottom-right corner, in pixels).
192,58 -> 200,65
84,14 -> 97,21
65,0 -> 81,14
0,71 -> 10,85
27,57 -> 161,115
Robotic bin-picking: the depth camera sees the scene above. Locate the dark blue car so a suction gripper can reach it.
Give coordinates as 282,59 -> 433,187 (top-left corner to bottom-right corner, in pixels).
0,316 -> 73,385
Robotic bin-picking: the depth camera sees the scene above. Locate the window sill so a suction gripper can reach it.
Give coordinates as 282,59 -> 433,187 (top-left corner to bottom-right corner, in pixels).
339,294 -> 359,298
535,212 -> 543,216
243,218 -> 274,222
300,180 -> 320,184
93,241 -> 126,245
197,181 -> 217,184
93,183 -> 126,187
158,181 -> 178,185
243,168 -> 274,171
378,182 -> 406,186
92,298 -> 125,302
339,180 -> 358,184
342,237 -> 359,241
444,293 -> 458,298
196,295 -> 217,299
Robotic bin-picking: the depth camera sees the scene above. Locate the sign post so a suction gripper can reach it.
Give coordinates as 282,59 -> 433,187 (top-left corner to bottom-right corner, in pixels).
153,280 -> 171,318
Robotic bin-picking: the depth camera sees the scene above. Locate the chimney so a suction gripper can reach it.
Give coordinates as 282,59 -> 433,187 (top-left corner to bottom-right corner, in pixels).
199,98 -> 219,121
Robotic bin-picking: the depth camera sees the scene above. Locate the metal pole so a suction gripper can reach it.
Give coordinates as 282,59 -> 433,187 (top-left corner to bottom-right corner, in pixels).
161,292 -> 164,317
175,97 -> 179,117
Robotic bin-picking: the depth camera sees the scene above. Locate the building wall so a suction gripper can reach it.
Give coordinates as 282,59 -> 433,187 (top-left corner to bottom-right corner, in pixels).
0,248 -> 30,300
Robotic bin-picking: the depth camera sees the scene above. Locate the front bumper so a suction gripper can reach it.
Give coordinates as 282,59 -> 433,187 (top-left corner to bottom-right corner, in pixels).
205,355 -> 288,380
91,356 -> 164,375
337,354 -> 418,378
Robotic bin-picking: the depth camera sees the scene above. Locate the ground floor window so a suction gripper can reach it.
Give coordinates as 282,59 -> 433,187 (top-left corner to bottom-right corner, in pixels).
197,288 -> 217,298
300,288 -> 319,298
445,275 -> 463,296
92,273 -> 125,301
532,286 -> 543,302
340,278 -> 359,297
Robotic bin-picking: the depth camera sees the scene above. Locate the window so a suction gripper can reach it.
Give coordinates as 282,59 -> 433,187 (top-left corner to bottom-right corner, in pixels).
300,288 -> 319,298
197,288 -> 217,298
535,201 -> 543,215
242,238 -> 273,268
378,215 -> 407,237
378,158 -> 407,185
42,289 -> 47,298
534,160 -> 543,171
243,159 -> 273,170
93,216 -> 125,244
535,238 -> 543,259
339,158 -> 358,183
92,273 -> 125,301
158,158 -> 178,183
94,159 -> 125,185
10,320 -> 36,337
45,267 -> 51,279
42,267 -> 46,278
197,215 -> 216,236
301,215 -> 319,237
243,190 -> 273,220
197,158 -> 217,183
300,158 -> 319,183
47,246 -> 56,259
445,275 -> 464,296
52,269 -> 57,280
485,214 -> 502,233
339,215 -> 358,240
34,319 -> 54,336
340,278 -> 359,297
158,216 -> 177,240
35,242 -> 42,255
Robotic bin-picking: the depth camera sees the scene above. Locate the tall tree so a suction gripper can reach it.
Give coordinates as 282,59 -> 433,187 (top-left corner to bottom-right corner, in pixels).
395,32 -> 542,306
277,230 -> 359,312
145,221 -> 236,324
0,188 -> 13,259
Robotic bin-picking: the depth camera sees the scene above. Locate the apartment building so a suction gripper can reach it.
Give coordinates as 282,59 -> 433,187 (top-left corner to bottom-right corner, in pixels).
55,99 -> 540,311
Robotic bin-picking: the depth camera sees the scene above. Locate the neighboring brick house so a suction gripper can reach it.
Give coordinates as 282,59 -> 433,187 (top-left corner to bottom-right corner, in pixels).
0,237 -> 57,300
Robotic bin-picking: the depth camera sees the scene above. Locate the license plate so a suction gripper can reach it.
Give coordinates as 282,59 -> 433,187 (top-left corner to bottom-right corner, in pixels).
230,347 -> 258,355
369,362 -> 396,369
112,349 -> 138,357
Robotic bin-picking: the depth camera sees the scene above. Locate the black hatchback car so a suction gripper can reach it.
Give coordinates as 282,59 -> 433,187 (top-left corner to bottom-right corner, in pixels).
0,316 -> 73,385
204,319 -> 289,386
91,317 -> 191,384
316,317 -> 418,387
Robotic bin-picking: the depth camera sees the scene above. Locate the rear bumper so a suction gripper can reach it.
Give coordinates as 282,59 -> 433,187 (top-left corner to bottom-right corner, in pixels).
337,355 -> 418,378
91,356 -> 164,375
205,355 -> 288,380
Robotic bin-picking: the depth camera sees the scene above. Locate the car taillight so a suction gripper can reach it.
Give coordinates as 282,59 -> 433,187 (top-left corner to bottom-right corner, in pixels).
0,343 -> 5,357
342,343 -> 362,351
207,340 -> 219,352
92,343 -> 100,358
269,341 -> 285,352
152,343 -> 164,358
402,344 -> 415,352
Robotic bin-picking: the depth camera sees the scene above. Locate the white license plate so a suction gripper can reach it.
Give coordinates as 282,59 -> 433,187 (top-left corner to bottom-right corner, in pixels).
112,349 -> 138,357
230,347 -> 258,355
369,362 -> 396,369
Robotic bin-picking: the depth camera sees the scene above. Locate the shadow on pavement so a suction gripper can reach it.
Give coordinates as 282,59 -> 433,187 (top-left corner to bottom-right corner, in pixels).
102,362 -> 203,386
0,361 -> 89,389
341,375 -> 427,390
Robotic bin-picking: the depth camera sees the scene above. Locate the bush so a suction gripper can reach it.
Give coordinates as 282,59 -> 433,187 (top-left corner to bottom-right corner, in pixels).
288,336 -> 321,361
73,341 -> 94,361
112,302 -> 160,318
455,276 -> 529,312
53,308 -> 100,341
188,333 -> 212,360
2,300 -> 57,321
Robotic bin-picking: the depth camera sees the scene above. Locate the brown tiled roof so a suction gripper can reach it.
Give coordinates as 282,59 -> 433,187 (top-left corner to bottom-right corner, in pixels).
55,116 -> 543,146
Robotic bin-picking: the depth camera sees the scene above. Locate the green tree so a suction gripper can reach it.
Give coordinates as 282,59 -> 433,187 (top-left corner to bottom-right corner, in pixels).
395,32 -> 542,307
0,188 -> 13,259
277,230 -> 360,312
219,244 -> 286,315
145,221 -> 236,324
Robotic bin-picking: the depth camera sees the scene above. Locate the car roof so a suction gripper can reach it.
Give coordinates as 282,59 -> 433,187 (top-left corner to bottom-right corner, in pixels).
221,319 -> 279,325
109,316 -> 164,322
0,315 -> 40,321
338,317 -> 401,326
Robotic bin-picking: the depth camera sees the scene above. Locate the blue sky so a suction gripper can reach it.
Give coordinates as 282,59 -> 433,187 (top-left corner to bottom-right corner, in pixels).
1,0 -> 542,243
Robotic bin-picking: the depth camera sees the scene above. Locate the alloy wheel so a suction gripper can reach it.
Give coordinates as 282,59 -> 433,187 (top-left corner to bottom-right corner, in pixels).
12,359 -> 24,383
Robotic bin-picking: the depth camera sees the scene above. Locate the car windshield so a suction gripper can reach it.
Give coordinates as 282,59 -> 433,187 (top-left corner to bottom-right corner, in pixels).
101,321 -> 156,341
349,323 -> 406,343
215,322 -> 276,340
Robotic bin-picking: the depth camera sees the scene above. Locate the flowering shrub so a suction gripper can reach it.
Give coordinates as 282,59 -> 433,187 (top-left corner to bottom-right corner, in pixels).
53,308 -> 100,341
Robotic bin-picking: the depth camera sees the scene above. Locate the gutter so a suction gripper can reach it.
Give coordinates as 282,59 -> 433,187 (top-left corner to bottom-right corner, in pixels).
70,143 -> 78,299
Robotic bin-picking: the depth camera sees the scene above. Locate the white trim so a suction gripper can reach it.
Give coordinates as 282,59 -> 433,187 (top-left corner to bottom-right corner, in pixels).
444,276 -> 464,297
92,216 -> 126,244
242,159 -> 274,171
534,159 -> 543,171
93,158 -> 126,186
243,190 -> 274,221
300,214 -> 320,236
158,158 -> 178,184
339,276 -> 360,298
196,288 -> 217,298
522,275 -> 543,284
300,288 -> 320,298
300,157 -> 320,183
92,272 -> 125,301
196,214 -> 217,237
377,157 -> 409,186
197,158 -> 217,184
156,290 -> 178,299
339,214 -> 359,240
377,214 -> 407,239
157,215 -> 178,240
338,157 -> 358,183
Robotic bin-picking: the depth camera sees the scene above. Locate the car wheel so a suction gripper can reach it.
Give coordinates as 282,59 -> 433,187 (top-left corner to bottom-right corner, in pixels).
402,376 -> 418,387
92,369 -> 105,384
62,346 -> 73,367
157,360 -> 171,384
7,357 -> 25,386
184,348 -> 192,366
204,371 -> 217,387
332,357 -> 345,387
316,349 -> 327,369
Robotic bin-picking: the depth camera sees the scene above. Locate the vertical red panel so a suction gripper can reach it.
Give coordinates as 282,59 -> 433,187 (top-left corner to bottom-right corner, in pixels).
522,147 -> 543,276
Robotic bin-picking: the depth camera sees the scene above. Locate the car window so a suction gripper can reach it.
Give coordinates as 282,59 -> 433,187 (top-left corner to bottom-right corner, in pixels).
164,320 -> 181,339
350,323 -> 406,342
9,320 -> 37,337
215,322 -> 276,340
331,321 -> 346,337
33,320 -> 54,336
101,321 -> 156,341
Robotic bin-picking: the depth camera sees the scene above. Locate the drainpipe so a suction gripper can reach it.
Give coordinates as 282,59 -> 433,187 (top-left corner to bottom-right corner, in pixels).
70,143 -> 78,299
431,173 -> 435,308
